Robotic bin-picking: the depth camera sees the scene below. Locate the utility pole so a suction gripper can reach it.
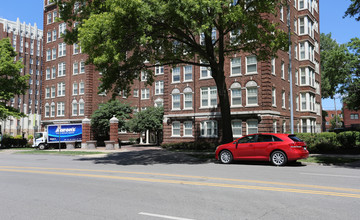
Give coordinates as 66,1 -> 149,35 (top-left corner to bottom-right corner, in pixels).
287,4 -> 294,134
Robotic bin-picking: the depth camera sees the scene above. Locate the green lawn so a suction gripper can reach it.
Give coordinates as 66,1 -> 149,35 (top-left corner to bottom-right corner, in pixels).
299,156 -> 360,165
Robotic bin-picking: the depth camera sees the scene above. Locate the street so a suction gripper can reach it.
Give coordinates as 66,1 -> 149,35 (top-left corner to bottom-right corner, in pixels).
0,149 -> 359,220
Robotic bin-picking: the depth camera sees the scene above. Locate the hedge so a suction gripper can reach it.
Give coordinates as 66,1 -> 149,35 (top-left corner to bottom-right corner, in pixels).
161,141 -> 218,152
296,131 -> 360,153
0,137 -> 28,148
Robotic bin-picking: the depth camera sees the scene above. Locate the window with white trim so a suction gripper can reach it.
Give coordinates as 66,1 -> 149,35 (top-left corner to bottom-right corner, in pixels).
280,6 -> 284,21
246,81 -> 258,106
184,65 -> 193,81
133,89 -> 139,97
141,88 -> 150,99
45,88 -> 50,99
73,43 -> 79,54
59,23 -> 66,37
154,98 -> 163,107
58,43 -> 66,57
200,61 -> 212,79
281,61 -> 285,79
200,120 -> 218,137
80,61 -> 85,73
247,120 -> 258,135
58,62 -> 66,77
72,100 -> 78,116
232,120 -> 242,137
46,49 -> 51,61
79,81 -> 85,94
155,65 -> 164,75
183,87 -> 193,109
272,88 -> 276,107
230,82 -> 242,107
231,57 -> 241,76
52,30 -> 57,41
50,102 -> 55,117
57,102 -> 65,116
271,57 -> 275,75
79,99 -> 85,115
172,89 -> 181,110
46,68 -> 51,80
172,67 -> 180,83
141,71 -> 147,81
282,91 -> 286,108
57,82 -> 65,97
73,83 -> 78,95
155,81 -> 164,95
172,121 -> 181,137
73,62 -> 79,75
52,48 -> 56,60
183,121 -> 193,137
45,104 -> 50,117
47,13 -> 52,24
47,31 -> 51,43
246,56 -> 257,74
201,86 -> 217,108
51,67 -> 56,79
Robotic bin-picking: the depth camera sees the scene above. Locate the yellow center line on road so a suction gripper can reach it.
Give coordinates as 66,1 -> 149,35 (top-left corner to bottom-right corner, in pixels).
1,166 -> 360,193
1,168 -> 360,199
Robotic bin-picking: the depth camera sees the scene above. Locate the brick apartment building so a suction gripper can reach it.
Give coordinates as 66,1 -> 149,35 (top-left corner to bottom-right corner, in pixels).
324,110 -> 342,131
0,18 -> 43,138
343,103 -> 360,131
43,0 -> 322,144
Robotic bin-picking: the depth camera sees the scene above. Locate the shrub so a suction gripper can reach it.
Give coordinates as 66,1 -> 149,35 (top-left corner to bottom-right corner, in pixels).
161,141 -> 218,152
337,131 -> 358,149
28,135 -> 34,140
14,135 -> 23,139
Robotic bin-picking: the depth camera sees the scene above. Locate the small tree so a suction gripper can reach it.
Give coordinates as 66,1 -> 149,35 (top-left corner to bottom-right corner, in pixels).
330,115 -> 343,129
126,107 -> 164,145
91,100 -> 132,139
0,38 -> 29,120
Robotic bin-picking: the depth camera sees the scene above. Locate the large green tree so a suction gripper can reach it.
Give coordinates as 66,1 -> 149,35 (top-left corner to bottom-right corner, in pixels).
345,0 -> 360,21
91,100 -> 132,138
0,38 -> 29,120
57,0 -> 288,143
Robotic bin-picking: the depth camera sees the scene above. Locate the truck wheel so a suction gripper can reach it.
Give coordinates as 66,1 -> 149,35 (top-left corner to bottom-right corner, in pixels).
38,144 -> 46,150
75,143 -> 81,148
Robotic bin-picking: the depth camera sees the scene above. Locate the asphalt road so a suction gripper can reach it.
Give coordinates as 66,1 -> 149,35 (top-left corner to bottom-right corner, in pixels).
0,149 -> 359,220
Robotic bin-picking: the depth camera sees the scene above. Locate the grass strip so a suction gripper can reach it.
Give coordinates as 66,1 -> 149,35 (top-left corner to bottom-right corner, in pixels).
299,156 -> 360,165
15,150 -> 106,156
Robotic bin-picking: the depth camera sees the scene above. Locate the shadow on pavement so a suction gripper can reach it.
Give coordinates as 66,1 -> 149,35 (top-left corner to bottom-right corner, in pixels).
75,149 -> 212,165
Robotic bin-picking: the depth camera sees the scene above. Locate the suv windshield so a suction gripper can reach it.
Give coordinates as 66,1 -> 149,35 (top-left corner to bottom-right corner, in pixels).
288,135 -> 303,142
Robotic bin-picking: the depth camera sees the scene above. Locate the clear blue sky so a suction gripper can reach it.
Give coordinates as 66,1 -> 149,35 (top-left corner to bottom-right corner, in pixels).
1,0 -> 359,110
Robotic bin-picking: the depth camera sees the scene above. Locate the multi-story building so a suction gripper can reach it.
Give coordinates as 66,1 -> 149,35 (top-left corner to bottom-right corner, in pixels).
324,110 -> 342,131
0,18 -> 43,138
43,0 -> 321,144
343,103 -> 360,131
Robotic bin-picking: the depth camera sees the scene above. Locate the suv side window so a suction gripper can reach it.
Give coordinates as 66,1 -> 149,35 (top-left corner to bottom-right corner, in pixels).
258,135 -> 274,142
238,135 -> 256,143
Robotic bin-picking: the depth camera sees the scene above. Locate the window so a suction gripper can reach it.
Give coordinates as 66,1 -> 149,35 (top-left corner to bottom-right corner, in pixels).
155,81 -> 164,95
299,42 -> 305,59
172,67 -> 180,83
52,30 -> 57,41
200,61 -> 212,79
58,62 -> 66,77
282,121 -> 287,133
59,23 -> 66,37
294,44 -> 298,59
295,69 -> 299,85
45,104 -> 50,117
141,71 -> 147,81
281,61 -> 285,79
79,81 -> 85,94
172,122 -> 181,137
172,89 -> 181,110
73,62 -> 79,75
183,87 -> 193,110
47,31 -> 52,43
57,102 -> 65,116
280,6 -> 284,21
133,89 -> 139,97
80,61 -> 85,73
53,11 -> 57,22
300,67 -> 306,85
301,93 -> 307,110
51,86 -> 56,98
230,29 -> 241,44
201,86 -> 217,108
230,82 -> 242,107
57,82 -> 65,96
52,48 -> 56,60
231,57 -> 241,76
58,43 -> 66,57
200,120 -> 218,137
184,121 -> 193,137
246,81 -> 258,106
246,56 -> 257,74
273,121 -> 277,133
46,68 -> 51,80
51,102 -> 55,117
72,100 -> 78,116
282,91 -> 286,108
350,114 -> 359,120
184,65 -> 193,81
294,18 -> 298,34
154,98 -> 163,107
45,88 -> 50,98
272,88 -> 276,106
47,13 -> 52,24
299,0 -> 304,9
155,65 -> 164,75
73,43 -> 79,54
271,58 -> 275,75
247,120 -> 258,135
299,17 -> 305,34
52,67 -> 56,79
73,83 -> 78,95
232,120 -> 242,137
46,49 -> 51,61
141,88 -> 150,99
79,99 -> 85,115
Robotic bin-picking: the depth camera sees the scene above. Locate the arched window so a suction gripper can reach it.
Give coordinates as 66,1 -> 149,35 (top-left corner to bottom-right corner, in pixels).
50,102 -> 55,117
246,81 -> 258,106
183,87 -> 193,110
230,82 -> 242,107
172,89 -> 181,110
154,98 -> 164,107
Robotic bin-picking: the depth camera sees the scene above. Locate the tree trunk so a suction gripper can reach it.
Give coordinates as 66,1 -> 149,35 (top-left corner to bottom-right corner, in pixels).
213,69 -> 233,144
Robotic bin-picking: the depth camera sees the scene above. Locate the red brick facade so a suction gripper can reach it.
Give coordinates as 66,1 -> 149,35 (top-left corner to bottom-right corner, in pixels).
42,1 -> 322,145
324,110 -> 342,131
343,103 -> 360,130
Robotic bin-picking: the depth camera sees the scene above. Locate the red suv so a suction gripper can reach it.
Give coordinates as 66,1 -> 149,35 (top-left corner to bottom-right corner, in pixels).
215,133 -> 309,166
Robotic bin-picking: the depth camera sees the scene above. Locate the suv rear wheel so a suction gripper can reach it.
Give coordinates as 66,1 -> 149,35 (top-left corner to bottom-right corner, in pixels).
271,151 -> 287,166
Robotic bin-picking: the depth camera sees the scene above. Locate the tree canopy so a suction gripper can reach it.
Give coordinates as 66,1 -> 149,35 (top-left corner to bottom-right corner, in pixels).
126,106 -> 164,134
90,100 -> 132,137
344,0 -> 360,21
0,38 -> 29,120
57,0 -> 288,143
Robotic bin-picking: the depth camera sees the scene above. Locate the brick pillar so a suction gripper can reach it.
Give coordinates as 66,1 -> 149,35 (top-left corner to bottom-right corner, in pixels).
82,117 -> 91,149
110,116 -> 119,149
